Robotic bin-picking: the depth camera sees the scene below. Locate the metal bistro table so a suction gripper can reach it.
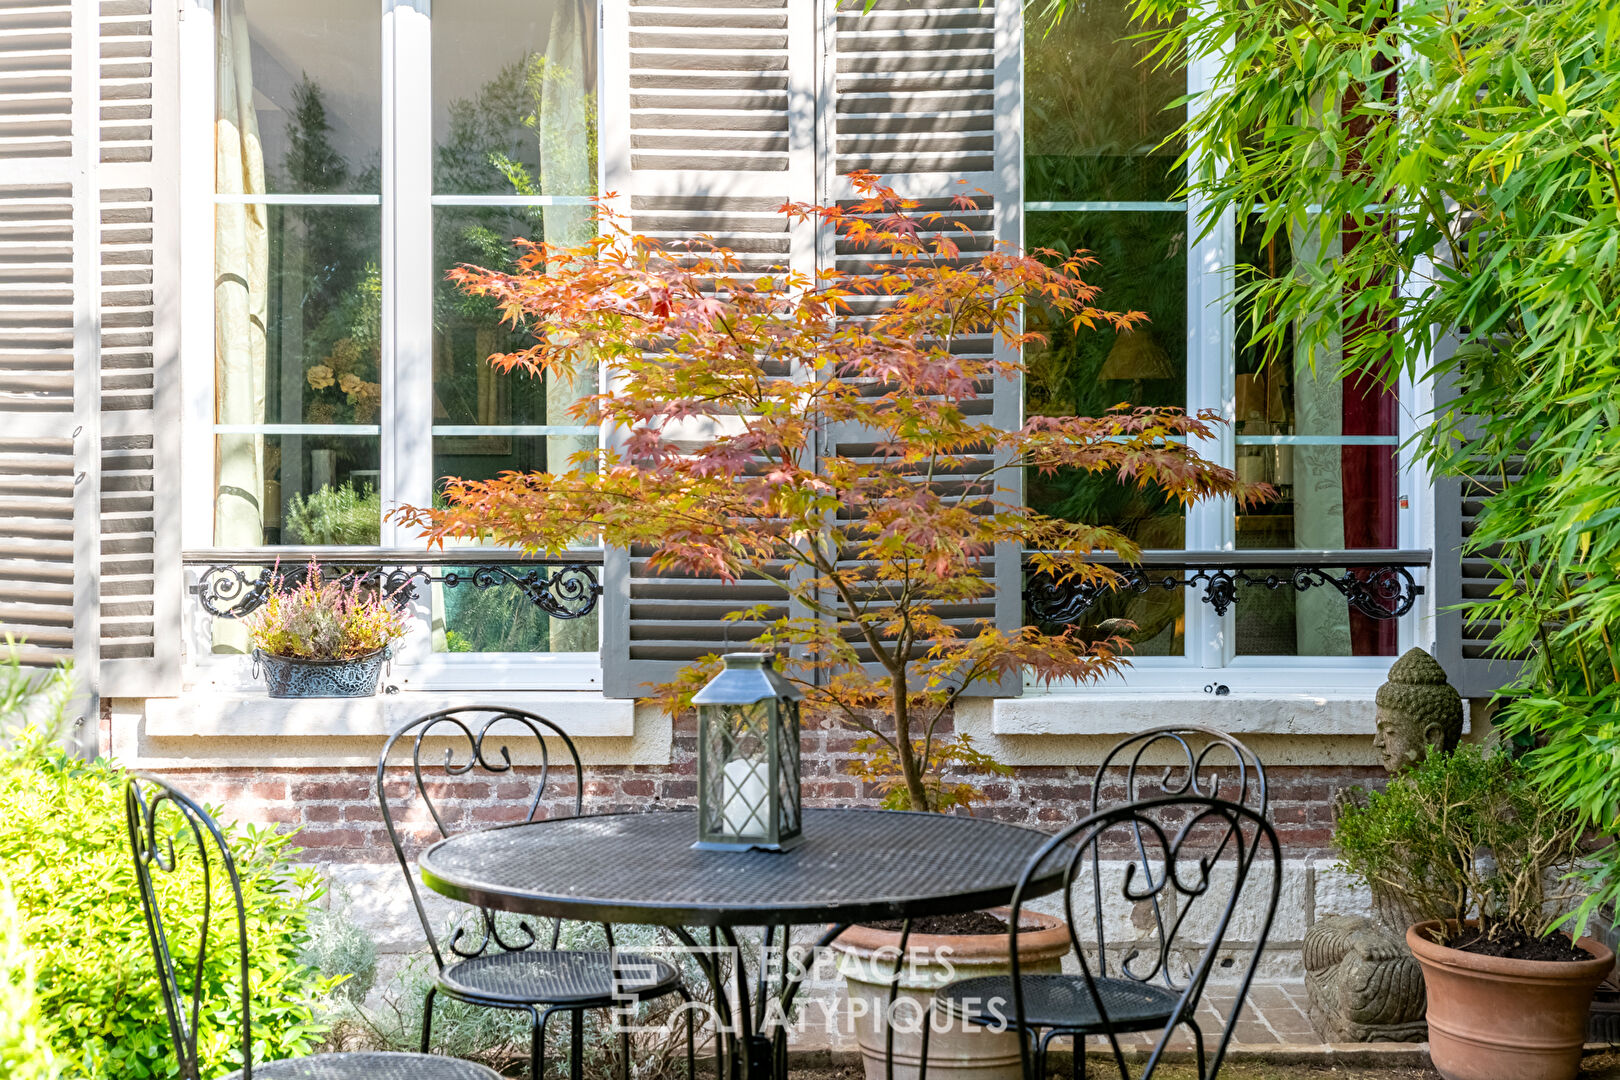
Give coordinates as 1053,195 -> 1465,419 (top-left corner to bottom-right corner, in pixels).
419,808 -> 1064,1080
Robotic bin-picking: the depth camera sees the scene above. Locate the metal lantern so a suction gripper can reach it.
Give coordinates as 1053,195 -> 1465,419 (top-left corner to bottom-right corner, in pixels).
692,652 -> 804,852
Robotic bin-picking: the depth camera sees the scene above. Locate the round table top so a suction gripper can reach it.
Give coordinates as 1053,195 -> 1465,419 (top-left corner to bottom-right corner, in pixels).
419,808 -> 1061,927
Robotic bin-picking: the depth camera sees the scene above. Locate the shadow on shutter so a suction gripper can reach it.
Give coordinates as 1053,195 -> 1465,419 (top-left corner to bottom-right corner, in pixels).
96,0 -> 180,697
0,0 -> 100,723
601,0 -> 814,697
821,0 -> 1022,697
1430,346 -> 1524,700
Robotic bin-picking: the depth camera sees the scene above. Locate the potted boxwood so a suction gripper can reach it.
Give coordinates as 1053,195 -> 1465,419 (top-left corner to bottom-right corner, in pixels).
242,562 -> 409,698
1334,745 -> 1612,1080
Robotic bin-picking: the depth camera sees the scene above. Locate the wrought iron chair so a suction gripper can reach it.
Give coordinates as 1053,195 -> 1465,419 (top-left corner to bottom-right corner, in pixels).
377,707 -> 694,1080
125,774 -> 503,1080
926,794 -> 1281,1080
1091,725 -> 1267,819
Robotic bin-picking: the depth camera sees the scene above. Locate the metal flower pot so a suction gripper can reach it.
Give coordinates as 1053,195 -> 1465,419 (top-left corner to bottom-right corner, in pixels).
252,647 -> 391,699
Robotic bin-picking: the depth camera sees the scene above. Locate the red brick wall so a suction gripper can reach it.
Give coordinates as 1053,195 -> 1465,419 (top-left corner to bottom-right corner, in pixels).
148,711 -> 1382,863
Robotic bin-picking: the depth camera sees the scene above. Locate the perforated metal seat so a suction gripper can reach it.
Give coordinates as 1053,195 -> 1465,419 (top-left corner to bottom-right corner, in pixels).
222,1051 -> 502,1080
377,710 -> 695,1080
937,973 -> 1183,1034
439,948 -> 682,1006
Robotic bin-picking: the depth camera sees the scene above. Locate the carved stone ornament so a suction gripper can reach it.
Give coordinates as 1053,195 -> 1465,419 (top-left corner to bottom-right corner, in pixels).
1304,648 -> 1463,1043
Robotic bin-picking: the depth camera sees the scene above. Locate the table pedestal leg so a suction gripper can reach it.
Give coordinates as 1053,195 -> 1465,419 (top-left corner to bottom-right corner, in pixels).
667,923 -> 852,1080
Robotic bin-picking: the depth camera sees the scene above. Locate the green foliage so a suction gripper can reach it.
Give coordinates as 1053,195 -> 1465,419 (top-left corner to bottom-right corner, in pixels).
0,655 -> 335,1077
285,482 -> 382,546
328,919 -> 708,1079
0,637 -> 72,754
1334,746 -> 1585,945
301,900 -> 377,1008
0,880 -> 57,1080
1129,0 -> 1620,928
848,735 -> 1013,812
242,561 -> 410,661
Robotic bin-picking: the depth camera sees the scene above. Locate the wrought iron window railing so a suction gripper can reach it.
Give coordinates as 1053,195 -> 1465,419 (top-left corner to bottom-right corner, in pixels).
182,547 -> 1426,634
183,547 -> 604,623
1022,549 -> 1429,629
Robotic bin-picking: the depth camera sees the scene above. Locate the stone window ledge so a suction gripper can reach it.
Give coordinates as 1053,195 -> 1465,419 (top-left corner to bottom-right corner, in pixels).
973,692 -> 1402,737
144,690 -> 636,739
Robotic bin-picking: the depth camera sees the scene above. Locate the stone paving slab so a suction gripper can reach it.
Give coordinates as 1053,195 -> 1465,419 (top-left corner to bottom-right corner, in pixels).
1025,980 -> 1434,1068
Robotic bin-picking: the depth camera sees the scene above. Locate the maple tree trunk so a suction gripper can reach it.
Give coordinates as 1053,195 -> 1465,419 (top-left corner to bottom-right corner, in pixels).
891,674 -> 931,811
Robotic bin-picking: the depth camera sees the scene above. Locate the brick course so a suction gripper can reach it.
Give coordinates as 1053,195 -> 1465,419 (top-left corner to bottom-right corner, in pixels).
148,711 -> 1384,864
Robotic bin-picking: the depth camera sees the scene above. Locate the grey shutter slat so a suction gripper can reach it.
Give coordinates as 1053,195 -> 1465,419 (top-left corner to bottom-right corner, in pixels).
820,0 -> 1022,697
831,0 -> 999,177
0,0 -> 99,725
1432,468 -> 1523,699
602,0 -> 815,697
96,0 -> 178,696
1430,343 -> 1523,699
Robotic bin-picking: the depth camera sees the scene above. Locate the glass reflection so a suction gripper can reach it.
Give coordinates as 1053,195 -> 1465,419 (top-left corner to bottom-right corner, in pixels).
1024,3 -> 1184,202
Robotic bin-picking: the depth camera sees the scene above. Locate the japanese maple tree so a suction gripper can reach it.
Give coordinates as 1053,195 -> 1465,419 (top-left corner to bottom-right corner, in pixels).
394,174 -> 1262,811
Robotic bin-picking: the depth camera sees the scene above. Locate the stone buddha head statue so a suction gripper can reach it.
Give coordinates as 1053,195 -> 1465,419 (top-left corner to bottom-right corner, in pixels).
1372,647 -> 1464,775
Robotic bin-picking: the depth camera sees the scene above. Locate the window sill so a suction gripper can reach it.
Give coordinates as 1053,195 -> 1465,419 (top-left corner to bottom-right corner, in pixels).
144,690 -> 635,739
977,691 -> 1384,737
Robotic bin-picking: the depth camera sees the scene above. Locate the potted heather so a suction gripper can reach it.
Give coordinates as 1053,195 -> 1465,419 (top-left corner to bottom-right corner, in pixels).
242,562 -> 409,698
1334,746 -> 1610,1080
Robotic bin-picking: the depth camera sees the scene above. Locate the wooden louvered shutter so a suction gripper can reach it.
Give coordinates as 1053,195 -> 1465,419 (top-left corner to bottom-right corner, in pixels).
820,0 -> 1024,696
1430,343 -> 1523,699
600,0 -> 816,697
96,0 -> 179,697
1432,471 -> 1522,699
0,0 -> 100,712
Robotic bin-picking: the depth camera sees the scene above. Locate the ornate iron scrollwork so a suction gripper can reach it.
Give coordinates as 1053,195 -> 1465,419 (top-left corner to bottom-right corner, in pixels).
196,564 -> 279,619
438,564 -> 602,622
1024,559 -> 1423,628
193,559 -> 603,622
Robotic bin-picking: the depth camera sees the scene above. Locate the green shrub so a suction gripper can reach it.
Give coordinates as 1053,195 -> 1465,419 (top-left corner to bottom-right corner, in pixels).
0,749 -> 339,1078
0,640 -> 338,1078
1333,745 -> 1585,946
301,897 -> 378,1007
326,916 -> 715,1079
0,879 -> 57,1080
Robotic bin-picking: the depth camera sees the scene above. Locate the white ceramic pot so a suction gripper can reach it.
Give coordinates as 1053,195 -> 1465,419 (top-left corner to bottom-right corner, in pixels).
832,908 -> 1071,1080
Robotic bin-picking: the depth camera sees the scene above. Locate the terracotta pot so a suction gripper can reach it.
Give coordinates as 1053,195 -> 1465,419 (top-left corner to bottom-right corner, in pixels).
1407,920 -> 1614,1080
832,909 -> 1071,1080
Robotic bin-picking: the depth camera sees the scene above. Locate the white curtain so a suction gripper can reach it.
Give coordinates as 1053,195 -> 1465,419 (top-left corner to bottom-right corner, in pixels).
213,0 -> 267,651
539,0 -> 599,653
1290,224 -> 1351,656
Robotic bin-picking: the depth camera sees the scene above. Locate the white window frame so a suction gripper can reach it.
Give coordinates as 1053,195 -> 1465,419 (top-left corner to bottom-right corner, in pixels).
176,0 -> 606,692
1019,34 -> 1435,698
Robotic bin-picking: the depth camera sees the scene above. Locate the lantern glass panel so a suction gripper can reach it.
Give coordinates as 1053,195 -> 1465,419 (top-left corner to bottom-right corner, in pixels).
776,700 -> 802,834
707,701 -> 774,840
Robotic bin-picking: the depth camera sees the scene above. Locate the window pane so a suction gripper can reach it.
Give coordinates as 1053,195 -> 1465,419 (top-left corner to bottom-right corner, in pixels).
1027,570 -> 1185,658
1024,4 -> 1184,202
1024,211 -> 1188,657
433,206 -> 595,431
1024,211 -> 1187,552
257,206 -> 383,425
433,567 -> 601,654
429,433 -> 599,655
1232,224 -> 1399,657
215,434 -> 380,546
216,208 -> 380,545
432,0 -> 599,196
218,0 -> 381,195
